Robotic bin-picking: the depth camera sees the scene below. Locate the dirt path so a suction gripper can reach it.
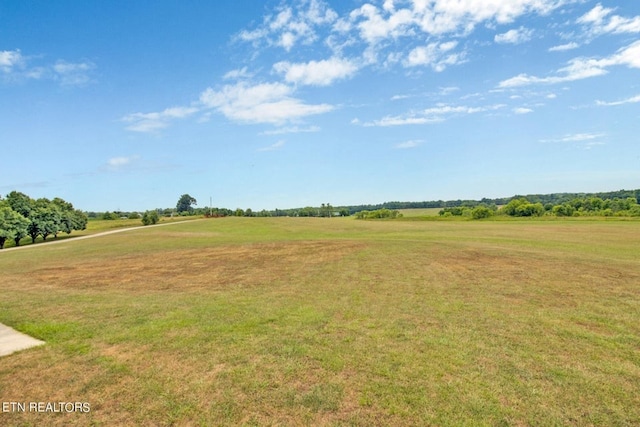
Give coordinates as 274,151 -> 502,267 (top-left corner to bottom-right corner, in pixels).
0,218 -> 203,253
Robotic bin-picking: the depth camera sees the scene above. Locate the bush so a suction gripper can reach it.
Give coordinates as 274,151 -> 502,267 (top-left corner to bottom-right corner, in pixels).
438,207 -> 470,216
471,206 -> 494,219
141,210 -> 159,225
102,211 -> 118,220
355,209 -> 402,220
502,198 -> 544,217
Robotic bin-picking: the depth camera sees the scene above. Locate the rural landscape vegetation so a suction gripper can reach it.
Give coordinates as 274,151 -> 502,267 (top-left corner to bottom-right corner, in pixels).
1,188 -> 639,425
2,0 -> 640,425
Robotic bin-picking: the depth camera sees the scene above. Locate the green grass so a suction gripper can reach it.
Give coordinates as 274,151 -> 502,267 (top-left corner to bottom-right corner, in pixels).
1,217 -> 639,425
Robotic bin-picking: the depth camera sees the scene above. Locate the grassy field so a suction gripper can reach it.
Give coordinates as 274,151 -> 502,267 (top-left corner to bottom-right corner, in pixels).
397,208 -> 442,217
1,217 -> 639,426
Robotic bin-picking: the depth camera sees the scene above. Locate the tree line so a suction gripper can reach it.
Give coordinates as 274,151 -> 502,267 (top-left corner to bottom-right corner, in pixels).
343,189 -> 639,214
79,188 -> 640,225
438,195 -> 640,219
0,191 -> 88,249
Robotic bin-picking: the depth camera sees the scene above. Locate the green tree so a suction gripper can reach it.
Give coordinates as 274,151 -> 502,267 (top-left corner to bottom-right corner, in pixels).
5,191 -> 33,218
502,198 -> 544,217
102,211 -> 118,220
176,194 -> 197,213
298,207 -> 318,217
59,209 -> 88,235
471,206 -> 494,219
552,203 -> 575,217
141,210 -> 159,225
0,206 -> 29,249
48,197 -> 87,237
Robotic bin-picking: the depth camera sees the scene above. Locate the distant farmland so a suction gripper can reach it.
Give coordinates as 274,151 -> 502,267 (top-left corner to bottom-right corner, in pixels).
1,217 -> 639,426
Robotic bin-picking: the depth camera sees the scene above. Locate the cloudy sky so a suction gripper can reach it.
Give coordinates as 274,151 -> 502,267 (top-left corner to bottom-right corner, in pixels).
1,0 -> 639,211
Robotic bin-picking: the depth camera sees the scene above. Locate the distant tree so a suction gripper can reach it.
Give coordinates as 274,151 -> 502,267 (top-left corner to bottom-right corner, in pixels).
298,207 -> 318,217
244,208 -> 253,217
551,203 -> 575,217
439,207 -> 471,216
102,211 -> 118,220
234,208 -> 244,217
355,209 -> 402,220
471,206 -> 494,219
176,194 -> 197,213
320,203 -> 334,217
502,198 -> 544,217
141,210 -> 159,225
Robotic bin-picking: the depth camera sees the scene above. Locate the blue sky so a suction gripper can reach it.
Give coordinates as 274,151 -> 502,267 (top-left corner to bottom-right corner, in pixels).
1,0 -> 639,212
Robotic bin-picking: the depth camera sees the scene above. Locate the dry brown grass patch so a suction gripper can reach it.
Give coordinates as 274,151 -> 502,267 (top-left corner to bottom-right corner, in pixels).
10,240 -> 364,293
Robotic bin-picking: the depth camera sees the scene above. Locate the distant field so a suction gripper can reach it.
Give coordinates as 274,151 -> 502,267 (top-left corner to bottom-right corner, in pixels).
1,217 -> 639,426
397,208 -> 442,217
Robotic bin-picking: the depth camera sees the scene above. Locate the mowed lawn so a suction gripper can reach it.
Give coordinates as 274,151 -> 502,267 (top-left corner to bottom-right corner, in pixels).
1,217 -> 639,426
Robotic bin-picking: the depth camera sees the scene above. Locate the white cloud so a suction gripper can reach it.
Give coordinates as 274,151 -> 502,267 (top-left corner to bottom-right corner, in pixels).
258,140 -> 286,152
494,27 -> 533,44
363,103 -> 505,126
52,60 -> 96,86
0,49 -> 24,73
415,0 -> 570,35
223,67 -> 251,80
239,0 -> 572,73
260,125 -> 320,135
199,81 -> 333,125
540,132 -> 607,150
349,3 -> 415,44
390,93 -> 412,101
596,94 -> 640,107
106,155 -> 140,170
548,42 -> 579,52
541,132 -> 605,143
395,139 -> 422,149
578,3 -> 640,35
499,40 -> 640,87
122,106 -> 199,133
439,86 -> 460,95
366,116 -> 441,126
404,41 -> 465,71
273,57 -> 359,86
0,50 -> 95,86
237,0 -> 337,51
514,107 -> 533,114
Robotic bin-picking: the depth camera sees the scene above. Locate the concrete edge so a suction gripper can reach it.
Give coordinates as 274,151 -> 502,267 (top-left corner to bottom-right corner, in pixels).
0,323 -> 45,357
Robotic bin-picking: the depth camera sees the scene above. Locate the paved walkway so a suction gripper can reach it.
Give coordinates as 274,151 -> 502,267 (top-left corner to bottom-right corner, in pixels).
0,323 -> 45,357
